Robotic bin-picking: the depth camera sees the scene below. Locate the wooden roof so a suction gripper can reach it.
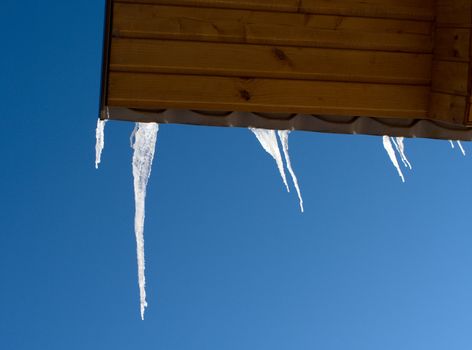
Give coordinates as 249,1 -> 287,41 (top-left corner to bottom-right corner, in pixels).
99,0 -> 472,140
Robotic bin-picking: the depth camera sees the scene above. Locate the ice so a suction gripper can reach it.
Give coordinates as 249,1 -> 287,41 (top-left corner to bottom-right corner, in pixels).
383,136 -> 405,183
250,128 -> 290,192
277,130 -> 304,212
457,141 -> 466,156
95,119 -> 107,169
449,140 -> 466,156
131,122 -> 159,320
392,137 -> 412,169
130,123 -> 138,148
250,128 -> 305,211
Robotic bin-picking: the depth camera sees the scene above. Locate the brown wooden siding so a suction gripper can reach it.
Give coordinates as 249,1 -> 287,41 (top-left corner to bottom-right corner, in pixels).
102,0 -> 472,138
108,72 -> 430,117
430,0 -> 472,125
117,0 -> 434,20
107,0 -> 434,119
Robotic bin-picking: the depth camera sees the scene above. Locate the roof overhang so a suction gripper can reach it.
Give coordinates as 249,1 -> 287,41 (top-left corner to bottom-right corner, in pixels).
100,0 -> 472,140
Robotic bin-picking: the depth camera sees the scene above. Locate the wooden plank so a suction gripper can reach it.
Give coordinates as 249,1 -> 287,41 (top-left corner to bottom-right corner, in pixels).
431,1 -> 472,125
116,0 -> 434,20
429,93 -> 467,123
113,3 -> 433,53
110,38 -> 432,84
436,0 -> 472,27
117,0 -> 299,12
114,3 -> 432,35
301,0 -> 433,20
108,71 -> 429,118
468,102 -> 472,124
434,28 -> 470,61
432,61 -> 469,95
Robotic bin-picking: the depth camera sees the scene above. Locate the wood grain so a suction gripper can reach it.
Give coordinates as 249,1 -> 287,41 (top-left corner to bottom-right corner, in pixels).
113,3 -> 433,53
434,28 -> 470,62
116,0 -> 434,20
436,0 -> 472,27
110,38 -> 432,84
430,0 -> 472,125
108,71 -> 430,118
432,61 -> 469,95
429,93 -> 467,123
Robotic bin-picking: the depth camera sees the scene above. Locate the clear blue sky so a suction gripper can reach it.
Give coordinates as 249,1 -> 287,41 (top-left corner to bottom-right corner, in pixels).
2,1 -> 472,349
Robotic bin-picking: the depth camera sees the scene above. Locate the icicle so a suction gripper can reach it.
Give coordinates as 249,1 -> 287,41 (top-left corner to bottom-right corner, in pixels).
383,136 -> 405,183
449,140 -> 466,156
95,119 -> 107,169
130,123 -> 138,148
277,130 -> 304,212
250,128 -> 290,192
457,141 -> 466,156
131,122 -> 159,320
393,137 -> 412,170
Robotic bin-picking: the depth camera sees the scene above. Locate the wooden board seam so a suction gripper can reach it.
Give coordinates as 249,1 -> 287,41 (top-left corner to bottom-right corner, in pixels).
112,33 -> 434,54
107,68 -> 431,86
114,0 -> 434,21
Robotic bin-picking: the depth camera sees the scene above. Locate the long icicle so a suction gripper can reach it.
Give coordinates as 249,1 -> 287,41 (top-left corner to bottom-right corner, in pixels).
277,130 -> 304,212
383,136 -> 405,183
95,119 -> 107,169
131,122 -> 159,320
250,128 -> 290,192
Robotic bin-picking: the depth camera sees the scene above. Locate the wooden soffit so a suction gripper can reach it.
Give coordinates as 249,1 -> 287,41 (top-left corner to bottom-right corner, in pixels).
99,0 -> 472,140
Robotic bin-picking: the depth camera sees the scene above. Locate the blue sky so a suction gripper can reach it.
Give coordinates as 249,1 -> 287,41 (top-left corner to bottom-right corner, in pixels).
2,1 -> 472,349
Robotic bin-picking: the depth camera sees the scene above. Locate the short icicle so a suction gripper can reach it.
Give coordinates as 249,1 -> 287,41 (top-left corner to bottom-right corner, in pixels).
277,130 -> 304,212
392,137 -> 412,170
95,119 -> 107,169
131,122 -> 159,320
449,140 -> 466,156
457,141 -> 466,156
383,136 -> 405,183
250,128 -> 290,192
